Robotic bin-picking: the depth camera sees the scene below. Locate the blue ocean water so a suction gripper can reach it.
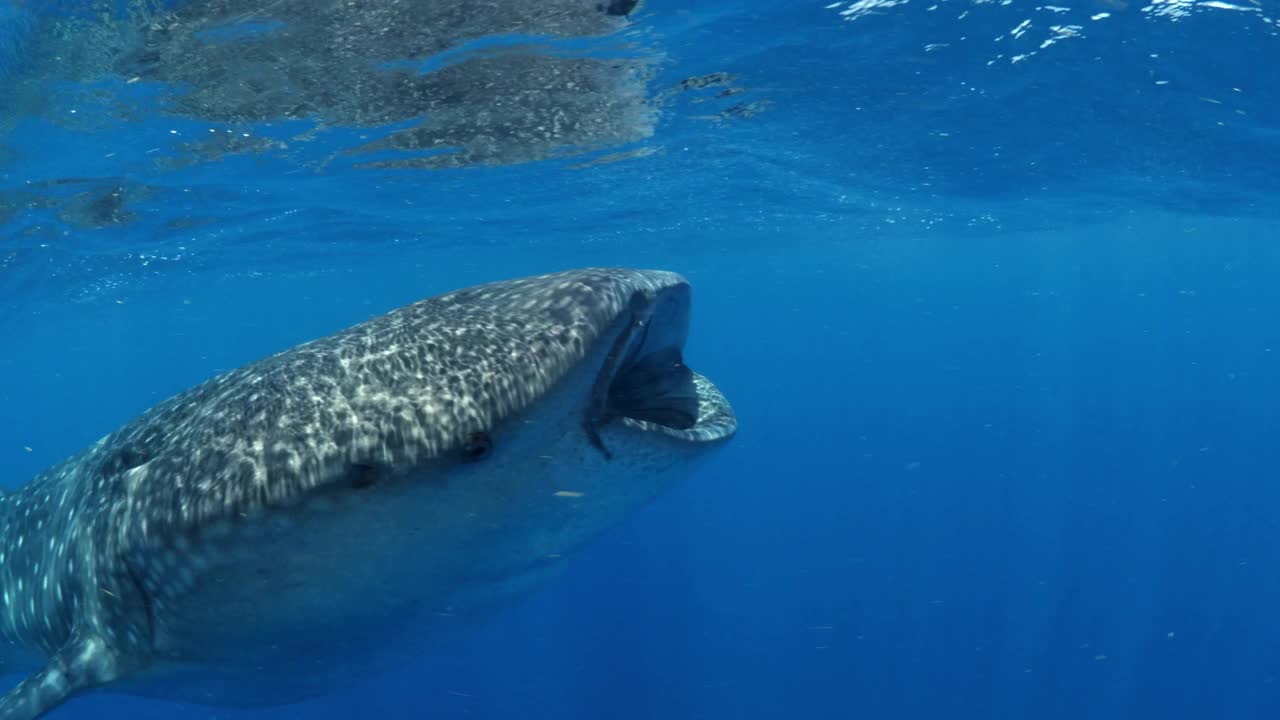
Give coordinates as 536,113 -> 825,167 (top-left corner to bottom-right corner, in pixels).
1,0 -> 1279,718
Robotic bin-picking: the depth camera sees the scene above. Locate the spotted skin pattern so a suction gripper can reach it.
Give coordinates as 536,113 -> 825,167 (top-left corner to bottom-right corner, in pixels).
0,268 -> 736,719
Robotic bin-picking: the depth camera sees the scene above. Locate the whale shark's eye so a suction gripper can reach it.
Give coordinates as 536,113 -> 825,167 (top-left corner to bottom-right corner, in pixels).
104,444 -> 152,474
597,0 -> 640,16
349,463 -> 381,490
462,432 -> 493,461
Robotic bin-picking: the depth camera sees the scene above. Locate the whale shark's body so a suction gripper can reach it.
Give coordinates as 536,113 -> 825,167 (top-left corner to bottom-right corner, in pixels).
0,268 -> 736,719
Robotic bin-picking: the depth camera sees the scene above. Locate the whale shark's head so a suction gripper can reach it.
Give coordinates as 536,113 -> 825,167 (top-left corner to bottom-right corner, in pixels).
326,267 -> 737,499
353,267 -> 737,582
467,267 -> 737,471
422,268 -> 737,563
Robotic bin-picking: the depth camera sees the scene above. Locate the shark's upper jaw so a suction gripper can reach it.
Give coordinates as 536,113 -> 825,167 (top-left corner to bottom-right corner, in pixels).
584,280 -> 736,454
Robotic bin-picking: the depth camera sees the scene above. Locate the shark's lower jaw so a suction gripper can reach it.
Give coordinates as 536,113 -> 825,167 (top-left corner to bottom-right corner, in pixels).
617,370 -> 737,443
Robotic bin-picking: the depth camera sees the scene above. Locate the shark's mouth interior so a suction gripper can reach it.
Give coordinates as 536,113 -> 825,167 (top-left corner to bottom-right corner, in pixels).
608,345 -> 700,429
585,287 -> 736,451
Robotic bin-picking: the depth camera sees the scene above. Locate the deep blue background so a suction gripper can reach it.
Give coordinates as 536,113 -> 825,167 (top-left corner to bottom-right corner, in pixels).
3,0 -> 1280,718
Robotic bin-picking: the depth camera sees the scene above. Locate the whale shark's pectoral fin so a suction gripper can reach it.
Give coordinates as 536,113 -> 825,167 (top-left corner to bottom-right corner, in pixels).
0,664 -> 76,720
0,635 -> 122,720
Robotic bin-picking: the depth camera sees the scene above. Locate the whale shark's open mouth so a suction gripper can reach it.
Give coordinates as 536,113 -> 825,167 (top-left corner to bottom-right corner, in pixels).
585,284 -> 736,454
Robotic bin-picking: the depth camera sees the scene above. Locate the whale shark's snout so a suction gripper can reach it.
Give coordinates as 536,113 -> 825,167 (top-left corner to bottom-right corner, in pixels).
0,268 -> 735,720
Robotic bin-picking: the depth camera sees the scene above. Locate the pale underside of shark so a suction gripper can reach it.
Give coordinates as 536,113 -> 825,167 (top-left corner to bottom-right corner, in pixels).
0,268 -> 736,719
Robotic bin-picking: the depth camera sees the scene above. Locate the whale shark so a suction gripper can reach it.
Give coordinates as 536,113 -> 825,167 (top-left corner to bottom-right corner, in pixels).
0,268 -> 736,719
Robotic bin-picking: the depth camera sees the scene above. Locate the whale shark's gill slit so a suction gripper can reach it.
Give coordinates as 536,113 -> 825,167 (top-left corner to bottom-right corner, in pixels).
120,555 -> 156,652
583,422 -> 612,461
